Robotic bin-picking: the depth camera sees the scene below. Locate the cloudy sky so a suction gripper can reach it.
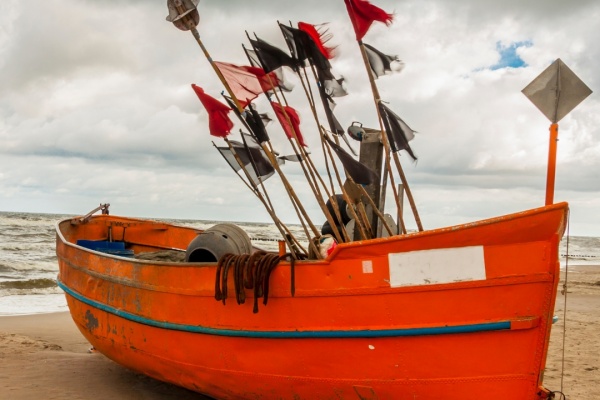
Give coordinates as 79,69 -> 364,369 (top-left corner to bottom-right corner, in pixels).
1,0 -> 598,236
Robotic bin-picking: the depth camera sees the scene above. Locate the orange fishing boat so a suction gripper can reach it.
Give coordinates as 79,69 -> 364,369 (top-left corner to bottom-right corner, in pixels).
56,202 -> 567,399
55,0 -> 593,398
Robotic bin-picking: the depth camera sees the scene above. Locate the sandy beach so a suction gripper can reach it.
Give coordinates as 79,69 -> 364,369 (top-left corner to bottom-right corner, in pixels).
1,266 -> 598,400
543,265 -> 600,399
0,312 -> 210,399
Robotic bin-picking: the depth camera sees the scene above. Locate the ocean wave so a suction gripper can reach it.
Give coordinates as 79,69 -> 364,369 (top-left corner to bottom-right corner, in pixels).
0,263 -> 18,272
0,261 -> 57,273
0,278 -> 58,290
562,255 -> 600,262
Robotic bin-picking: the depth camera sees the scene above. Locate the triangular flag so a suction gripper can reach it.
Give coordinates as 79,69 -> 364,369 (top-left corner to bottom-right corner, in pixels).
191,84 -> 233,138
344,0 -> 393,41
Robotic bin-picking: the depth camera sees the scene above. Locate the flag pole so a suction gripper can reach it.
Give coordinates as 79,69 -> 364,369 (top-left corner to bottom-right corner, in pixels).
341,0 -> 422,232
221,96 -> 318,255
280,50 -> 356,240
268,87 -> 347,243
225,107 -> 320,257
169,2 -> 323,257
289,62 -> 369,240
213,140 -> 306,257
320,131 -> 373,240
354,42 -> 408,233
272,22 -> 374,239
245,35 -> 348,243
298,77 -> 370,241
304,59 -> 392,239
356,39 -> 423,232
235,132 -> 309,255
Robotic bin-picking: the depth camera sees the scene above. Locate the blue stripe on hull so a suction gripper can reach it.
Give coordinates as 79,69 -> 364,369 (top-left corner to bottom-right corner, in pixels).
57,279 -> 511,339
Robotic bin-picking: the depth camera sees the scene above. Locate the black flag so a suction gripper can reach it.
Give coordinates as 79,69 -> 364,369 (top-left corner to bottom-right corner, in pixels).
323,76 -> 348,98
245,104 -> 271,144
216,134 -> 275,187
279,23 -> 336,80
279,23 -> 311,68
244,45 -> 295,92
378,102 -> 417,160
325,137 -> 379,185
324,95 -> 344,135
248,38 -> 297,72
364,43 -> 404,79
223,96 -> 271,144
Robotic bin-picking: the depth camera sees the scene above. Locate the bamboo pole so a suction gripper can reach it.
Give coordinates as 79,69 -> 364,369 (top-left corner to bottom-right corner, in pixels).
320,131 -> 371,241
356,40 -> 423,232
243,32 -> 350,243
172,5 -> 323,256
267,86 -> 346,244
214,139 -> 306,257
294,69 -> 369,241
282,74 -> 355,242
305,62 -> 394,239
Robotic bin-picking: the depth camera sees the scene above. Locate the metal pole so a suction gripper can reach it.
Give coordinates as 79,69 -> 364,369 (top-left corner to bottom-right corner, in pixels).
545,123 -> 559,205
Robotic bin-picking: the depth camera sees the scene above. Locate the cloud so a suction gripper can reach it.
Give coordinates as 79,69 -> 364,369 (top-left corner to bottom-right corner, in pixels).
0,0 -> 598,236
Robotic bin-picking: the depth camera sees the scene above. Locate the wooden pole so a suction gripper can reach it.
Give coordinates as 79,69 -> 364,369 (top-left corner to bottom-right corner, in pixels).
321,132 -> 371,240
267,86 -> 347,244
215,140 -> 306,257
302,63 -> 381,240
173,8 -> 323,256
356,40 -> 423,232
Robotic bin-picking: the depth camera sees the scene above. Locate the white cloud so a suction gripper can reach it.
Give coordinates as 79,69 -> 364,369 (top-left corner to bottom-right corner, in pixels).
0,0 -> 598,236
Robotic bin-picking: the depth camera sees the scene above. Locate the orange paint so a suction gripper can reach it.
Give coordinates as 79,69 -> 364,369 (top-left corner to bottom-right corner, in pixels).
545,123 -> 559,205
56,202 -> 568,399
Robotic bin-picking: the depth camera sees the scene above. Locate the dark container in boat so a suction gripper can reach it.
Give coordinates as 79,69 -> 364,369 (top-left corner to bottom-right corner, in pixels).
185,223 -> 252,263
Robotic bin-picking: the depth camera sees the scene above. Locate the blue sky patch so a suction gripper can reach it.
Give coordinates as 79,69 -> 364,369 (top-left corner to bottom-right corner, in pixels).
490,41 -> 532,70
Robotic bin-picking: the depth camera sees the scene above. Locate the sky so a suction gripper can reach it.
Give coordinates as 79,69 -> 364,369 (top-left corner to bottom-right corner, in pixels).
0,0 -> 598,236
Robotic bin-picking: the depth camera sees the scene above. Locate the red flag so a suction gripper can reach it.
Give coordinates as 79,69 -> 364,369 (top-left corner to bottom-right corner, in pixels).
298,22 -> 336,60
271,102 -> 307,147
344,0 -> 393,41
191,84 -> 233,138
239,65 -> 281,93
214,62 -> 281,108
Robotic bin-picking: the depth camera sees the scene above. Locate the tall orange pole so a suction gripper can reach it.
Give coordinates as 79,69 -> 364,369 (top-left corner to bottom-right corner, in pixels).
545,123 -> 559,205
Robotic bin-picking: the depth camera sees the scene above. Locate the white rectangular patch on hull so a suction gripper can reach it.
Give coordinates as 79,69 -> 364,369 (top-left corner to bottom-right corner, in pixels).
388,246 -> 486,287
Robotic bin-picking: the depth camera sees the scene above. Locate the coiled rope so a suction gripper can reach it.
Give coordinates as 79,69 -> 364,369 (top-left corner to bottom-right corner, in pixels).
215,251 -> 303,313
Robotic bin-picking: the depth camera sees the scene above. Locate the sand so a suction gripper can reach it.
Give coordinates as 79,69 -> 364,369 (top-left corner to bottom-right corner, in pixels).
0,312 -> 210,400
1,266 -> 598,400
543,265 -> 600,399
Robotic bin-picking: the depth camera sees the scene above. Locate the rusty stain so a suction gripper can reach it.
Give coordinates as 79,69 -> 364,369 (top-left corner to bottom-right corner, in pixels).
84,309 -> 99,332
134,292 -> 142,313
353,385 -> 379,400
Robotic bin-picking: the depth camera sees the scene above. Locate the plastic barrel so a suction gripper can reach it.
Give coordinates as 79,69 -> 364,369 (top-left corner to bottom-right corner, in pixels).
185,223 -> 252,262
326,194 -> 351,226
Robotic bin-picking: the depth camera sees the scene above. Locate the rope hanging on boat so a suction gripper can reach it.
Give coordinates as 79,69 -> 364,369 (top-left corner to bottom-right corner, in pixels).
549,390 -> 567,400
560,209 -> 571,395
214,252 -> 300,313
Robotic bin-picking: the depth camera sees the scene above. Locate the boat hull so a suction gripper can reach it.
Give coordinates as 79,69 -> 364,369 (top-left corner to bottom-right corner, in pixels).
56,203 -> 567,399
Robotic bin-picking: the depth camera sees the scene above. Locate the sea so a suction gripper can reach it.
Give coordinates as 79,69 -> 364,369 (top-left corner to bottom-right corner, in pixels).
1,211 -> 599,316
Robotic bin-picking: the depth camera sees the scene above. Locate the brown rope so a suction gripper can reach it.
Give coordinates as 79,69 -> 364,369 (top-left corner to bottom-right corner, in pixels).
214,252 -> 301,313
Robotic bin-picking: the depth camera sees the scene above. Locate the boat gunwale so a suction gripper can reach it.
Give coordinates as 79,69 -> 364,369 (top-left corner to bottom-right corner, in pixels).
57,250 -> 555,297
55,201 -> 569,267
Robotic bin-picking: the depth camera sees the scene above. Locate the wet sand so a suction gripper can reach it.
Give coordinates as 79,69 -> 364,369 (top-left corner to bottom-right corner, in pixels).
543,265 -> 600,399
0,312 -> 210,400
1,265 -> 598,399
